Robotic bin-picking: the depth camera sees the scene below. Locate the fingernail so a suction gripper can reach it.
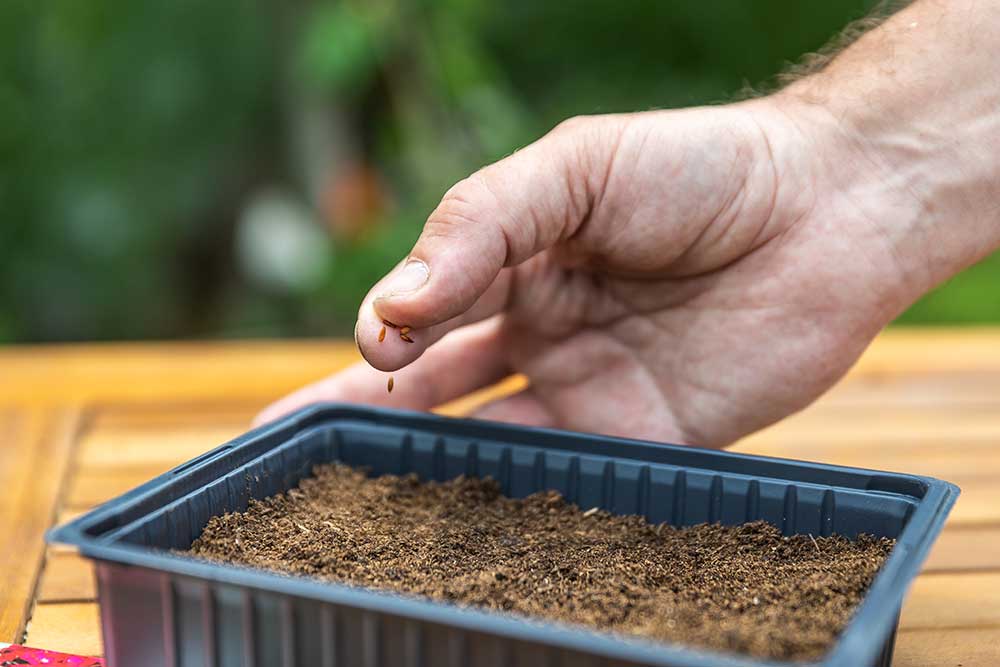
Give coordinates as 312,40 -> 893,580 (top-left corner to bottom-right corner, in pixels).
378,259 -> 429,298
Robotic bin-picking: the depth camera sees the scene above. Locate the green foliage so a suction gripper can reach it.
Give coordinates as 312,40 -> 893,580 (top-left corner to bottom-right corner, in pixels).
1,0 -> 277,340
2,0 -> 989,343
298,4 -> 386,92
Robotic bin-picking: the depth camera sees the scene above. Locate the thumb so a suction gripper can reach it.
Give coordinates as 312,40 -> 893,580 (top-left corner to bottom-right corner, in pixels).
371,115 -> 622,330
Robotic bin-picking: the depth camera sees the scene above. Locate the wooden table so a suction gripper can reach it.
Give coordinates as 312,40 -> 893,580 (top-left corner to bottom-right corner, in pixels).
2,330 -> 998,665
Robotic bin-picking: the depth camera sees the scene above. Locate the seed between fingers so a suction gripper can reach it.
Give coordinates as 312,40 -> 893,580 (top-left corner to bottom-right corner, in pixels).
387,376 -> 394,393
400,334 -> 414,343
399,326 -> 411,335
382,319 -> 398,329
378,326 -> 386,343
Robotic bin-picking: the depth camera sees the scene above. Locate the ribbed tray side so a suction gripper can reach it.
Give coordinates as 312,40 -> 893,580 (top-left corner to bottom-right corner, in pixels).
96,562 -> 642,667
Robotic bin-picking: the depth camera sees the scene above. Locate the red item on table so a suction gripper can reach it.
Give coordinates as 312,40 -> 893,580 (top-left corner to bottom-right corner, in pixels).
0,644 -> 104,665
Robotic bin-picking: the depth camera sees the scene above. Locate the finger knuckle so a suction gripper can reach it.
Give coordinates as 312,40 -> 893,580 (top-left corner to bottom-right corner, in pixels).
552,114 -> 592,136
427,174 -> 496,236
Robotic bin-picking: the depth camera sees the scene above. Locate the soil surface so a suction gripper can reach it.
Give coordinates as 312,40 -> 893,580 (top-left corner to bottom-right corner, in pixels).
188,464 -> 894,661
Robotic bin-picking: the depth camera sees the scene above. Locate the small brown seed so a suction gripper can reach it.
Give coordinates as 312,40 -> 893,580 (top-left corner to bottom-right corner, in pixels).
377,326 -> 386,343
381,319 -> 398,329
399,326 -> 411,335
387,376 -> 394,393
400,334 -> 414,343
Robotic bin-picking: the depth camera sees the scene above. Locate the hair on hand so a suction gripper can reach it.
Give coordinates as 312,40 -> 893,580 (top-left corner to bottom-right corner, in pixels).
734,1 -> 913,100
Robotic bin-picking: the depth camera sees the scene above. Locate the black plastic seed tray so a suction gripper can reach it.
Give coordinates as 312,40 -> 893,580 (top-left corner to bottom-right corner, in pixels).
49,404 -> 958,667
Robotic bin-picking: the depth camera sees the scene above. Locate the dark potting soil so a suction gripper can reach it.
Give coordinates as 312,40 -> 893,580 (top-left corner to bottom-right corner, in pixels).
188,464 -> 894,661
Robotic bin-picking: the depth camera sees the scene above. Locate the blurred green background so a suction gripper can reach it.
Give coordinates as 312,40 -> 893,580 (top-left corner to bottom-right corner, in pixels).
2,0 -> 995,344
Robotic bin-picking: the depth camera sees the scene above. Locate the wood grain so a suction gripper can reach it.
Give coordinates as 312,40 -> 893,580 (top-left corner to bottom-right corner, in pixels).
36,552 -> 95,603
0,340 -> 360,405
25,603 -> 101,657
894,627 -> 1000,667
64,408 -> 255,509
924,526 -> 1000,573
0,407 -> 80,644
3,327 -> 1000,404
900,572 -> 1000,630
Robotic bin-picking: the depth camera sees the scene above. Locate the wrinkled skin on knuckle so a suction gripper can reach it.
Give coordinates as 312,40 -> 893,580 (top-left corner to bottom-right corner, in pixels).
433,141 -> 588,267
422,176 -> 506,265
432,175 -> 490,233
550,114 -> 594,137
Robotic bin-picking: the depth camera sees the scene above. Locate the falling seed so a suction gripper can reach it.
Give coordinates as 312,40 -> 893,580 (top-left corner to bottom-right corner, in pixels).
387,376 -> 394,393
399,326 -> 411,335
382,319 -> 398,329
378,326 -> 386,342
400,334 -> 414,343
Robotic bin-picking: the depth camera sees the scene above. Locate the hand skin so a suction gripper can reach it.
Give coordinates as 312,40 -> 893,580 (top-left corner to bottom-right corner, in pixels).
257,0 -> 1000,447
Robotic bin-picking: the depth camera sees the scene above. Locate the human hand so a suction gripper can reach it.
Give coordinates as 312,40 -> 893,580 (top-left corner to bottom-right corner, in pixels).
256,93 -> 929,446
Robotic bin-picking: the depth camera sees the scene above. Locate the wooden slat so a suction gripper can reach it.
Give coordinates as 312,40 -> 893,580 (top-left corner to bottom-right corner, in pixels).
900,572 -> 1000,630
947,483 -> 1000,525
894,627 -> 1000,667
0,328 -> 1000,406
741,408 -> 1000,447
735,437 -> 1000,480
821,371 -> 1000,408
66,373 -> 525,473
0,340 -> 360,405
435,375 -> 528,417
62,404 -> 265,510
924,526 -> 1000,573
24,603 -> 101,657
57,376 -> 530,511
0,406 -> 80,643
75,419 -> 248,468
852,327 -> 1000,375
3,328 -> 1000,406
5,327 -> 1000,406
80,402 -> 259,429
65,465 -> 183,510
36,552 -> 95,603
